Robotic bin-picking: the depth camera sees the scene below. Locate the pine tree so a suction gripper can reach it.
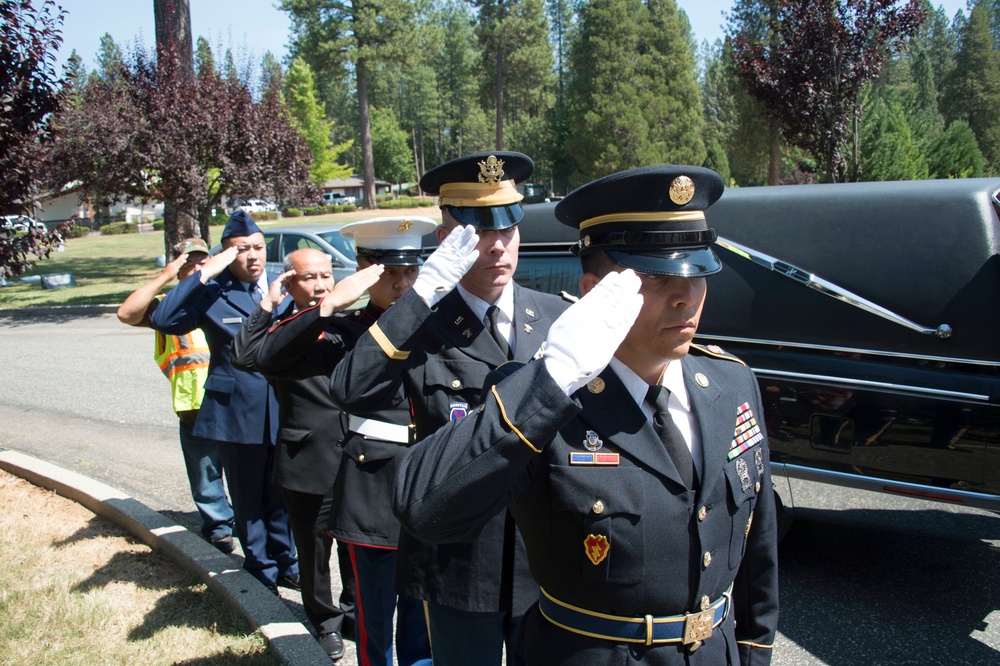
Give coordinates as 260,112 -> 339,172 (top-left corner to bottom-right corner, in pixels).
565,0 -> 704,185
943,1 -> 1000,172
194,36 -> 216,77
926,120 -> 984,178
370,105 -> 413,186
859,90 -> 927,181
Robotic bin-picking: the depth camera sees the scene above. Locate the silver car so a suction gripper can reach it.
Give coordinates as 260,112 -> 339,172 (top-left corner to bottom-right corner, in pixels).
213,224 -> 358,283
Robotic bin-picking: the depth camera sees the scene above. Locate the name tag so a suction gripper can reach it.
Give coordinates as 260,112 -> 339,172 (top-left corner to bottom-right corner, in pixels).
222,317 -> 243,325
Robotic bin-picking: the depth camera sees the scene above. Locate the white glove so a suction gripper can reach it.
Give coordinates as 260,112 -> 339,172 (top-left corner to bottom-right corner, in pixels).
412,225 -> 480,307
543,269 -> 643,395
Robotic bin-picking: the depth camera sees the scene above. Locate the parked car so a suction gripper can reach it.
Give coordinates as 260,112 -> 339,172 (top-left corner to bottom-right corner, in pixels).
322,192 -> 357,206
0,215 -> 45,233
232,199 -> 276,214
501,179 -> 1000,539
213,224 -> 358,285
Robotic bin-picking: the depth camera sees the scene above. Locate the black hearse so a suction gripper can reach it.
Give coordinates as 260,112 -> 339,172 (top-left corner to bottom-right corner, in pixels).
512,178 -> 1000,538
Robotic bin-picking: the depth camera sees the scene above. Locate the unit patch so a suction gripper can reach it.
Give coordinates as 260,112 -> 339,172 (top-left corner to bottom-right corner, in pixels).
584,534 -> 610,566
449,402 -> 469,420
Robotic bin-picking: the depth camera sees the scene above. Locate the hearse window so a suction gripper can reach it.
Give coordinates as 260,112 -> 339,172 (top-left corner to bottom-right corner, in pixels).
514,255 -> 582,298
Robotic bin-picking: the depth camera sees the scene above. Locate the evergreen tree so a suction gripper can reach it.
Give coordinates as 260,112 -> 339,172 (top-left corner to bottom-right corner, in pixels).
435,1 -> 491,163
95,32 -> 124,82
943,0 -> 1000,172
565,0 -> 705,186
699,40 -> 733,183
859,90 -> 928,181
194,36 -> 216,77
547,0 -> 576,192
903,40 -> 944,154
926,120 -> 985,178
260,50 -> 283,96
915,1 -> 956,111
284,56 -> 353,185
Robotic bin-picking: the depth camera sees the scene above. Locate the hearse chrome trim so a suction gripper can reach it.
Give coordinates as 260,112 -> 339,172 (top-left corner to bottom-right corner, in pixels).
715,237 -> 953,339
694,334 -> 1000,368
751,369 -> 989,403
774,463 -> 1000,513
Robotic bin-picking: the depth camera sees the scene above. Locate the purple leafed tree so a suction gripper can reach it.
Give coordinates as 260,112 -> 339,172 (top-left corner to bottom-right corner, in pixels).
48,44 -> 317,253
728,0 -> 926,182
0,0 -> 71,278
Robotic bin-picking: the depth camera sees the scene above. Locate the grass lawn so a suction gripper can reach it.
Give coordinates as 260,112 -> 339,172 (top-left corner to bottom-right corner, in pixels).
0,208 -> 440,311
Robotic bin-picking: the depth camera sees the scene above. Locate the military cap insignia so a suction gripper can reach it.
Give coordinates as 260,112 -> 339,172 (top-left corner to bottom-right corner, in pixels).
449,402 -> 468,420
728,402 -> 764,460
583,430 -> 603,451
587,377 -> 605,394
668,175 -> 695,205
397,219 -> 413,232
478,155 -> 505,184
584,534 -> 610,566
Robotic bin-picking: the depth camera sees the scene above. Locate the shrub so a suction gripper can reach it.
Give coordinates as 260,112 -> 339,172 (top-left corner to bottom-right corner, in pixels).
65,224 -> 90,239
99,221 -> 138,235
284,208 -> 303,217
417,199 -> 434,207
303,206 -> 322,216
152,220 -> 164,231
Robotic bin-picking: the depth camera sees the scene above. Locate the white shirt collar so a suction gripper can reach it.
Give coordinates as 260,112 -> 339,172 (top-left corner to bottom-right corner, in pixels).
608,357 -> 692,416
456,281 -> 515,325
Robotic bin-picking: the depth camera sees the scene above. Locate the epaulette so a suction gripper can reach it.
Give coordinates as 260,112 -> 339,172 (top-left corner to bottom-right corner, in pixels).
690,343 -> 747,367
559,290 -> 580,303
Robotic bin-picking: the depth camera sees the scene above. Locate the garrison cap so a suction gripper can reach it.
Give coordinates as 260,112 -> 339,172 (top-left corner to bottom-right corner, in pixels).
420,151 -> 534,231
555,165 -> 724,278
340,216 -> 438,266
221,209 -> 263,240
171,237 -> 210,259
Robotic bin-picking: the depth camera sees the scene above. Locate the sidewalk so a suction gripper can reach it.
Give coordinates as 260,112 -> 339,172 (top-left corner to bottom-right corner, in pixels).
0,449 -> 332,666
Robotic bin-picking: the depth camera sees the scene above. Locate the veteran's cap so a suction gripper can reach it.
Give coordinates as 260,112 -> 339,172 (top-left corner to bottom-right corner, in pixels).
420,151 -> 534,231
171,237 -> 210,258
221,209 -> 262,240
554,165 -> 724,278
340,216 -> 439,266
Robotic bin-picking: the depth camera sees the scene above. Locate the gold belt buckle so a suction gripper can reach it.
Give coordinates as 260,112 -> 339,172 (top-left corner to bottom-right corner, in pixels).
683,608 -> 715,645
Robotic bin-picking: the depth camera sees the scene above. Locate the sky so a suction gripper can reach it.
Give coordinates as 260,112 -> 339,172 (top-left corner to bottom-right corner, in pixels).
54,0 -> 973,73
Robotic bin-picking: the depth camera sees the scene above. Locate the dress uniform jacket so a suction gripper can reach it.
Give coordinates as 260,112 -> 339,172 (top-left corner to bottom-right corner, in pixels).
229,300 -> 352,494
329,284 -> 571,615
151,267 -> 282,445
394,347 -> 779,666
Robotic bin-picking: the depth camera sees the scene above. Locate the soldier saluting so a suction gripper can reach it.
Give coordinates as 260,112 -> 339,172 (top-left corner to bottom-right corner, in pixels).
394,165 -> 779,665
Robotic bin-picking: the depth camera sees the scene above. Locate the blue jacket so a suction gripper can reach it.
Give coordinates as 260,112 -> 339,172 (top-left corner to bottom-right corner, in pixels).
151,266 -> 283,445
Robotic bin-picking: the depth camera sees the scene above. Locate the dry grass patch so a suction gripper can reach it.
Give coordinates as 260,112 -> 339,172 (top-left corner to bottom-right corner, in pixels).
0,470 -> 282,666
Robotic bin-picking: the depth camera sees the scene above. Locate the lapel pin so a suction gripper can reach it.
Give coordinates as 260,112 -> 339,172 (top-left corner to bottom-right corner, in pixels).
462,328 -> 472,338
696,372 -> 709,387
523,323 -> 533,333
454,316 -> 464,325
587,377 -> 605,394
584,534 -> 610,566
525,308 -> 535,317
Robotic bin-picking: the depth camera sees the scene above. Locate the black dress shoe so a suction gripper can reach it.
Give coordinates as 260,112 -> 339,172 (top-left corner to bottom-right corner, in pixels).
317,631 -> 345,660
208,534 -> 235,554
277,573 -> 301,590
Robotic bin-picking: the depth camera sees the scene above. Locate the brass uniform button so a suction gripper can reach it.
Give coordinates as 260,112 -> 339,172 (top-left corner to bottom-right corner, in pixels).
358,454 -> 366,463
697,505 -> 707,521
703,551 -> 712,569
592,500 -> 605,515
451,379 -> 462,389
755,481 -> 761,493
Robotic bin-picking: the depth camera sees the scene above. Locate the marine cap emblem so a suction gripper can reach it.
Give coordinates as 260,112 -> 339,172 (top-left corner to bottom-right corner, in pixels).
669,175 -> 695,205
397,219 -> 413,232
478,155 -> 505,184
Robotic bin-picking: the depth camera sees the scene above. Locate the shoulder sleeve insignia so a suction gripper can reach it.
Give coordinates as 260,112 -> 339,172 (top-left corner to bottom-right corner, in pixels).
690,343 -> 747,367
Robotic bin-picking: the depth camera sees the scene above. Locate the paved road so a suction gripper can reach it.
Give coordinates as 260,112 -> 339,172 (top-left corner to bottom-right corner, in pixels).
1,312 -> 998,665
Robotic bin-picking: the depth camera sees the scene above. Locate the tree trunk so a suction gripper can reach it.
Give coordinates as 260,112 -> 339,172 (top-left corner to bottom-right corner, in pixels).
768,132 -> 781,185
358,58 -> 377,210
153,0 -> 197,256
495,44 -> 504,150
412,127 -> 420,195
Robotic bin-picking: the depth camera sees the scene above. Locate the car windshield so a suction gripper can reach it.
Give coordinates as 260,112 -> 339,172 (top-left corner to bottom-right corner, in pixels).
318,230 -> 357,259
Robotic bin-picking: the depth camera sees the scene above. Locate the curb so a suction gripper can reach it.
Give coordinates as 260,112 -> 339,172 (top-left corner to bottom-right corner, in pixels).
0,449 -> 332,666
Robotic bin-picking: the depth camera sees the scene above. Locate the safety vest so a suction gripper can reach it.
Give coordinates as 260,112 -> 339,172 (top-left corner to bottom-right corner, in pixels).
153,323 -> 210,414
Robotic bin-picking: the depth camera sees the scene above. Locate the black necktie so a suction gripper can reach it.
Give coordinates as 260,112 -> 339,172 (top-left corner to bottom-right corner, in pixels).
485,305 -> 511,359
646,385 -> 696,488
